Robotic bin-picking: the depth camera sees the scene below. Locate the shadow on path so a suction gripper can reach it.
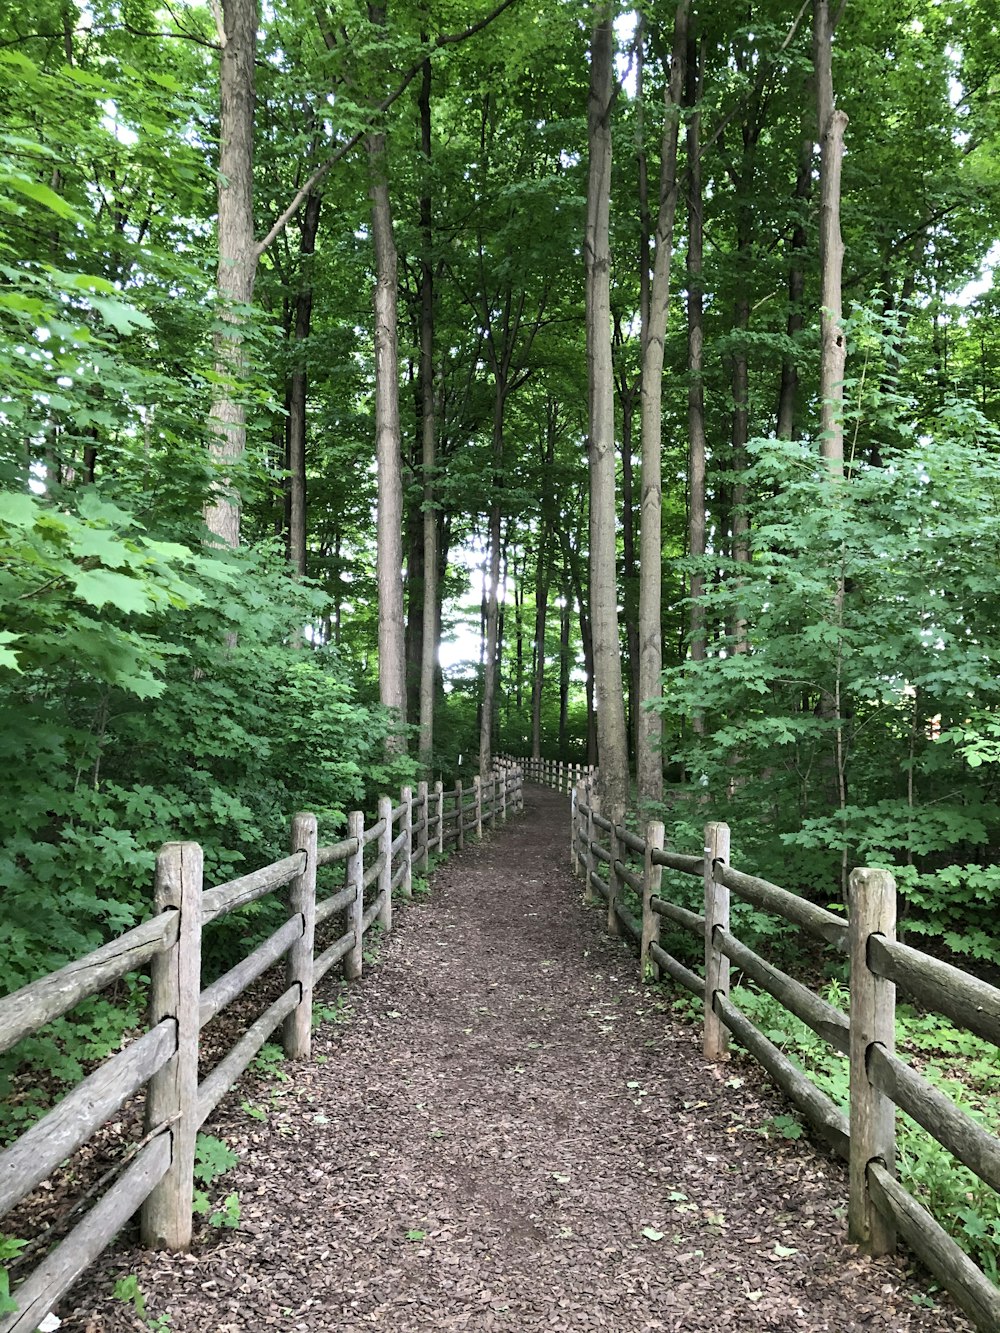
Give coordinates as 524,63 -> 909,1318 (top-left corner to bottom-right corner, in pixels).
65,785 -> 970,1332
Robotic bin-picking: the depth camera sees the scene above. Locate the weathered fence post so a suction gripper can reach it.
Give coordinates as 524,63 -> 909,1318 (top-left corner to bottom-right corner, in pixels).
345,811 -> 364,979
703,822 -> 731,1061
401,785 -> 413,899
378,796 -> 393,933
489,771 -> 498,828
435,780 -> 444,853
473,774 -> 483,839
283,812 -> 318,1060
849,867 -> 897,1255
607,816 -> 623,937
570,782 -> 579,875
416,780 -> 429,873
641,820 -> 664,981
500,768 -> 508,823
141,841 -> 203,1251
456,780 -> 464,850
584,790 -> 600,904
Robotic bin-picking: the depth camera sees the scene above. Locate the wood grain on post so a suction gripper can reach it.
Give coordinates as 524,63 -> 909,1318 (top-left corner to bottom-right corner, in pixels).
401,785 -> 413,899
584,791 -> 600,904
570,783 -> 579,876
283,812 -> 318,1060
416,780 -> 429,871
435,780 -> 444,853
606,819 -> 622,937
456,781 -> 464,850
140,841 -> 203,1251
849,866 -> 897,1255
500,769 -> 508,823
641,820 -> 664,981
703,822 -> 731,1061
377,796 -> 393,933
345,811 -> 364,979
473,775 -> 483,839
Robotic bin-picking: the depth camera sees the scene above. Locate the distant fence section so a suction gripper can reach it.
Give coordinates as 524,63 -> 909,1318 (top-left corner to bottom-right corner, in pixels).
0,766 -> 524,1333
503,755 -> 595,795
512,764 -> 1000,1333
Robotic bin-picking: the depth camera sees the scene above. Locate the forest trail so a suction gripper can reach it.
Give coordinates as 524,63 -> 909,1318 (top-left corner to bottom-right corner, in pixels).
64,787 -> 970,1333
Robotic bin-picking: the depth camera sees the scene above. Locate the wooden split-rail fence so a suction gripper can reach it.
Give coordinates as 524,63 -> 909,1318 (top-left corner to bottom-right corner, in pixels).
519,755 -> 594,795
0,766 -> 524,1333
524,765 -> 1000,1332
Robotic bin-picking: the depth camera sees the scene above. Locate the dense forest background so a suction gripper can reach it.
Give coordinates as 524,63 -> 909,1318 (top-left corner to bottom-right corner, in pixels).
2,0 -> 1000,1140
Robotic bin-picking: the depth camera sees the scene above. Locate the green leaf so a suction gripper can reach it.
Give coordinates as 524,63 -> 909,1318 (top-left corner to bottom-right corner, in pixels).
69,568 -> 153,613
8,176 -> 78,220
0,632 -> 21,672
641,1227 -> 665,1241
88,295 -> 155,336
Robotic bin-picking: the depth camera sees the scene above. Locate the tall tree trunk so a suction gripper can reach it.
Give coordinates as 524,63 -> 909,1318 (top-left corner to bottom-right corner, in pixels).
417,51 -> 438,772
479,392 -> 504,776
530,525 -> 549,760
814,0 -> 848,475
287,190 -> 321,576
730,204 -> 751,653
618,366 -> 640,758
686,32 -> 706,712
205,0 -> 259,548
405,486 -> 424,721
366,12 -> 406,740
559,589 -> 570,753
586,9 -> 629,819
777,122 -> 813,441
636,1 -> 687,805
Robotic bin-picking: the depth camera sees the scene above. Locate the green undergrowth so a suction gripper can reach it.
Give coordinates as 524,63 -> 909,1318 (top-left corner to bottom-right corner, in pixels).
0,815 -> 453,1148
587,869 -> 1000,1280
668,976 -> 1000,1282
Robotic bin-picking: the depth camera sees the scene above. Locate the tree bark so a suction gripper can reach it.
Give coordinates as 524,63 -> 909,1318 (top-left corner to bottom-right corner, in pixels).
814,0 -> 848,474
478,392 -> 504,777
686,32 -> 706,707
530,525 -> 549,760
367,6 -> 407,740
287,190 -> 321,576
559,588 -> 570,753
205,0 -> 259,548
636,1 -> 687,803
586,9 -> 629,820
417,50 -> 438,772
777,121 -> 813,441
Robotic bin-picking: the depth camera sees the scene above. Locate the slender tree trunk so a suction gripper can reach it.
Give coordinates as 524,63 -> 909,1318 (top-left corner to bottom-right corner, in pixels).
586,11 -> 629,818
287,190 -> 321,576
636,1 -> 687,804
417,54 -> 438,771
777,122 -> 813,440
619,379 -> 639,758
730,206 -> 751,653
814,0 -> 848,475
366,20 -> 406,740
559,589 -> 570,753
205,0 -> 259,548
405,488 -> 424,720
686,33 -> 706,713
530,526 -> 549,760
479,392 -> 504,776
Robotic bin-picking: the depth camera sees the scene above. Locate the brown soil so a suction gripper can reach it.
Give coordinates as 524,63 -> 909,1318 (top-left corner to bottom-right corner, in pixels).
58,785 -> 972,1332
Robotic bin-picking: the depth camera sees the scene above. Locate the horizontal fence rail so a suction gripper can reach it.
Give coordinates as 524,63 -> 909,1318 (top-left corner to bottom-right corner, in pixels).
0,766 -> 524,1333
565,775 -> 1000,1332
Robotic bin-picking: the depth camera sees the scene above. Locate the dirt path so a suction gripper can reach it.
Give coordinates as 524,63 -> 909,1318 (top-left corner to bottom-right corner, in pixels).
64,786 -> 970,1332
